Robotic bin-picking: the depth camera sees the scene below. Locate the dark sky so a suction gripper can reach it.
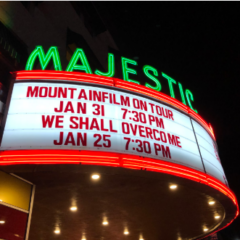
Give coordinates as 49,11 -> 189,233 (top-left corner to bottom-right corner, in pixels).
94,2 -> 240,239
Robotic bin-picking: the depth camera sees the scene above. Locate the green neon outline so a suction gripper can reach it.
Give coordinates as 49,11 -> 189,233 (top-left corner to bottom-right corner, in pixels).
95,53 -> 115,77
185,89 -> 198,113
143,65 -> 161,91
121,57 -> 139,84
25,46 -> 62,71
66,48 -> 92,73
161,72 -> 177,98
178,82 -> 186,105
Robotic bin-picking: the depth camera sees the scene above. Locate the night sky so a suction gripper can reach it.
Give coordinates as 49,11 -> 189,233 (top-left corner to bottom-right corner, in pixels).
94,2 -> 240,239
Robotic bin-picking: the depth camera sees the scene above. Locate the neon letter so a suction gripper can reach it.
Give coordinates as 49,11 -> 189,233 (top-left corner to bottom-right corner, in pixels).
143,65 -> 161,91
25,46 -> 62,71
66,48 -> 92,73
178,82 -> 186,105
121,57 -> 139,84
162,72 -> 177,98
185,89 -> 198,113
95,53 -> 115,77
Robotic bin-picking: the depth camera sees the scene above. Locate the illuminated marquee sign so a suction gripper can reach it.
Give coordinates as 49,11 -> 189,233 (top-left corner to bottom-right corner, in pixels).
0,72 -> 227,186
25,46 -> 198,113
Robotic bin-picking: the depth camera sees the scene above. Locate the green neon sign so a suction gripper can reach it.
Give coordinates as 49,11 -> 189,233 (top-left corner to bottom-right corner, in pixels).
186,89 -> 198,113
66,48 -> 92,73
95,53 -> 115,77
178,82 -> 186,105
26,46 -> 62,71
25,46 -> 198,113
143,65 -> 161,91
161,72 -> 177,98
121,57 -> 140,84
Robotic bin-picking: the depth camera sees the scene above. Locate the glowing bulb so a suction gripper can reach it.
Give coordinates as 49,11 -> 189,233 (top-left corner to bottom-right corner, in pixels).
169,184 -> 177,189
124,229 -> 129,235
139,234 -> 144,240
54,229 -> 60,234
102,216 -> 108,225
0,199 -> 2,202
102,220 -> 108,225
70,206 -> 77,211
82,235 -> 86,240
0,220 -> 5,224
91,174 -> 100,180
215,215 -> 220,219
203,228 -> 208,232
208,201 -> 215,205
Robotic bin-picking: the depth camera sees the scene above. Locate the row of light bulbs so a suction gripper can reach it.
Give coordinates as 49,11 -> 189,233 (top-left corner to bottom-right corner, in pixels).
0,174 -> 221,237
52,180 -> 221,238
54,226 -> 143,239
54,173 -> 138,237
203,200 -> 221,232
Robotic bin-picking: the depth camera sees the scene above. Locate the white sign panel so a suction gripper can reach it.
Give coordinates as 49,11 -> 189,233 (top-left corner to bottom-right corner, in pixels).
192,120 -> 228,185
0,82 -> 227,184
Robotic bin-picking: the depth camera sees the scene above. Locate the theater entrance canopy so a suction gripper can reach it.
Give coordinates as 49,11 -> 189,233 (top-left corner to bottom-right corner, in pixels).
0,70 -> 238,240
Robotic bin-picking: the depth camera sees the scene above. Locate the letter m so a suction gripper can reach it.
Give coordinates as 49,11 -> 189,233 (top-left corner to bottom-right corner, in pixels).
27,86 -> 39,97
25,46 -> 62,71
162,145 -> 171,159
167,133 -> 177,146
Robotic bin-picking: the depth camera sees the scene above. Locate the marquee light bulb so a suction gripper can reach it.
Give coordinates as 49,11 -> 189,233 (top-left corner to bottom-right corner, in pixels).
208,201 -> 215,205
91,174 -> 100,180
139,234 -> 144,240
215,215 -> 220,219
54,229 -> 60,234
70,206 -> 77,211
102,220 -> 108,225
169,184 -> 177,189
203,228 -> 208,232
102,216 -> 108,225
0,220 -> 5,224
124,229 -> 129,235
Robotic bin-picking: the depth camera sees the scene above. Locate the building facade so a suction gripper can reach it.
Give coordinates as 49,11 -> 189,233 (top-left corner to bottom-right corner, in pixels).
0,2 -> 237,240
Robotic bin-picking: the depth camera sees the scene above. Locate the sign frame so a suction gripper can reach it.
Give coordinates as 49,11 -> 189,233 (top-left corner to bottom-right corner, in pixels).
0,70 -> 236,198
0,70 -> 238,240
0,71 -> 221,175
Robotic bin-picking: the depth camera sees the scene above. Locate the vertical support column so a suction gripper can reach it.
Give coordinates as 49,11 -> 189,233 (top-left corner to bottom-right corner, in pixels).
25,184 -> 35,240
190,118 -> 206,174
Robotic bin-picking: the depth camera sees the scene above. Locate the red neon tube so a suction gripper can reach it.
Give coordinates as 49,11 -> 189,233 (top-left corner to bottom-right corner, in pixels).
0,150 -> 237,206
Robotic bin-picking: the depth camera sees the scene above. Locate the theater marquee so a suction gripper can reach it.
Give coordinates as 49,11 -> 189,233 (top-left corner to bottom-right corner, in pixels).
0,71 -> 227,186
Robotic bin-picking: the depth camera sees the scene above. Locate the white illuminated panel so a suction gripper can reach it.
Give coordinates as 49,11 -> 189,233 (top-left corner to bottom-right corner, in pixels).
192,120 -> 228,185
0,82 -> 226,184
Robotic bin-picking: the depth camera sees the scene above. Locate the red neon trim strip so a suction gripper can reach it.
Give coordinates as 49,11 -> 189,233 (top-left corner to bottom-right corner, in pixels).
0,150 -> 237,204
15,71 -> 215,140
0,149 -> 238,235
15,71 -> 114,86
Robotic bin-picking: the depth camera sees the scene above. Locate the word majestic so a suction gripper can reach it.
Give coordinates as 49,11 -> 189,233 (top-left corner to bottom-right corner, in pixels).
25,46 -> 198,113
